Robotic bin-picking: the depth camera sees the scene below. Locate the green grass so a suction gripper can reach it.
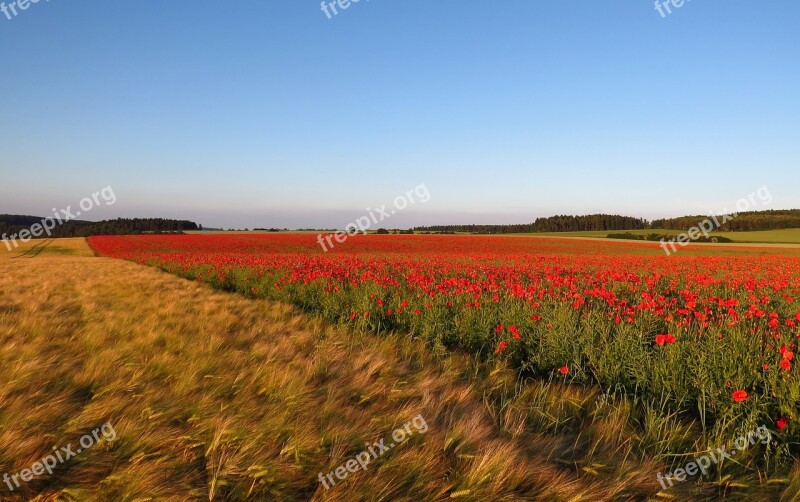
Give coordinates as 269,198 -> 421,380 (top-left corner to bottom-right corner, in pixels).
711,228 -> 800,243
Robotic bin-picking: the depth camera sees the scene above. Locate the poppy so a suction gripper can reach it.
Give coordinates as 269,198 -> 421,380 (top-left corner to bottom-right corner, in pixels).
655,334 -> 677,346
732,390 -> 749,403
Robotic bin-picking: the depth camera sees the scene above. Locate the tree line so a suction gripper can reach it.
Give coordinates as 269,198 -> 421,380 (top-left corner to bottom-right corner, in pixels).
415,210 -> 800,234
415,214 -> 647,234
0,215 -> 199,238
651,210 -> 800,231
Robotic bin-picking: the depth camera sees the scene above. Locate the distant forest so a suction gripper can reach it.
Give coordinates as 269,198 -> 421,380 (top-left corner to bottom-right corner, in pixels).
651,210 -> 800,232
0,215 -> 199,238
415,210 -> 800,234
416,214 -> 648,234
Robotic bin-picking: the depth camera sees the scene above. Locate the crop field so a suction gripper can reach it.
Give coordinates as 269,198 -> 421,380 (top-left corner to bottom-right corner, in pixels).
0,236 -> 717,501
87,234 -> 800,422
86,234 -> 800,495
3,235 -> 800,500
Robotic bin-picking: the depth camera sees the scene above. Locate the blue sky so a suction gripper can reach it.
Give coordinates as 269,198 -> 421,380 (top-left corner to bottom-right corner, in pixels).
1,1 -> 798,229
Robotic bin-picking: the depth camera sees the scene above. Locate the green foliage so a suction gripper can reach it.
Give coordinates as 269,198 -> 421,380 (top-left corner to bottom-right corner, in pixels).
416,214 -> 648,234
607,232 -> 734,243
416,209 -> 800,235
0,215 -> 199,238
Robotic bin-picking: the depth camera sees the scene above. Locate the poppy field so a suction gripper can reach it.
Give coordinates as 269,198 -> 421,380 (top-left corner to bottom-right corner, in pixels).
90,234 -> 800,450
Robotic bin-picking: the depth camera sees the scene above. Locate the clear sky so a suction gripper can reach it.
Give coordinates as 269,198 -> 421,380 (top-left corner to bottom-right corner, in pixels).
1,1 -> 798,229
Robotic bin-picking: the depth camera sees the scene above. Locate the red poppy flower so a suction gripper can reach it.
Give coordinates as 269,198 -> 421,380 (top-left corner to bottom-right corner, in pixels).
559,365 -> 570,375
780,358 -> 792,371
495,324 -> 504,334
655,334 -> 677,346
732,390 -> 749,403
777,417 -> 791,431
495,341 -> 509,354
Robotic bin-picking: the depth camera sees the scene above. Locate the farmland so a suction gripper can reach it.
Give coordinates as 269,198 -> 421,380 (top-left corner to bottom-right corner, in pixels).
87,233 -> 800,494
2,234 -> 800,499
0,237 -> 690,500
